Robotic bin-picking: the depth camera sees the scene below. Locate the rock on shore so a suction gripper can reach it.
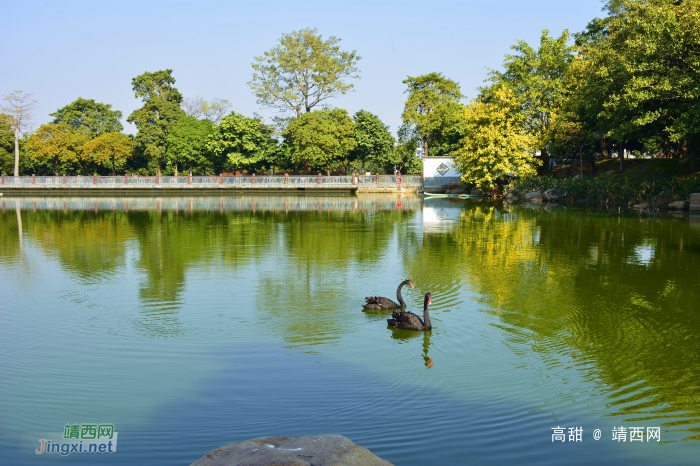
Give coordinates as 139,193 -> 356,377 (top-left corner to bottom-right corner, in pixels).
524,191 -> 544,203
189,435 -> 394,466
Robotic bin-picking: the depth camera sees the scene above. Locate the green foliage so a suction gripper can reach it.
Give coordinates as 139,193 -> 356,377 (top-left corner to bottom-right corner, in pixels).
486,30 -> 575,163
50,98 -> 123,137
127,69 -> 185,175
426,102 -> 467,158
0,114 -> 15,175
25,123 -> 90,176
454,86 -> 539,189
181,96 -> 232,124
249,28 -> 361,117
401,72 -> 462,158
206,112 -> 278,173
83,132 -> 135,176
165,116 -> 215,175
509,173 -> 700,203
351,110 -> 394,171
375,122 -> 422,175
284,109 -> 357,175
583,0 -> 700,144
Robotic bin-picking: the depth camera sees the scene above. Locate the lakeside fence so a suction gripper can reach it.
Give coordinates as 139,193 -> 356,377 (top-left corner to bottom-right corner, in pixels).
0,174 -> 423,188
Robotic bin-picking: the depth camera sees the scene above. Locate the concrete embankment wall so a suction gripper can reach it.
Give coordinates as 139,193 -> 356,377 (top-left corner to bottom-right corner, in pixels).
0,186 -> 421,197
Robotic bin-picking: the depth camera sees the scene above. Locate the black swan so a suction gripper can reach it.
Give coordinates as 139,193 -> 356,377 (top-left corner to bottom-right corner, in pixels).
387,292 -> 432,330
363,280 -> 413,310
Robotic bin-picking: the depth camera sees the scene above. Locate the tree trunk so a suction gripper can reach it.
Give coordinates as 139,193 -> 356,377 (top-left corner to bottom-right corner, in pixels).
175,163 -> 178,177
661,136 -> 671,158
112,154 -> 115,177
601,135 -> 609,159
326,160 -> 330,177
14,128 -> 19,177
157,157 -> 162,177
294,163 -> 299,175
423,136 -> 429,158
55,156 -> 59,177
689,135 -> 696,172
541,148 -> 550,172
304,160 -> 310,175
189,161 -> 193,176
296,107 -> 301,118
619,142 -> 625,172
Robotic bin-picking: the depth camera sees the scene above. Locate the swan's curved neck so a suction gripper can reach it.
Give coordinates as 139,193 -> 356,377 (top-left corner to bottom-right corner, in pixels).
422,300 -> 432,330
396,282 -> 407,307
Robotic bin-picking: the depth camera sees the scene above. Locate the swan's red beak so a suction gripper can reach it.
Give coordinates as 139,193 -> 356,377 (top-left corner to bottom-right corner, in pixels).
428,297 -> 432,303
410,282 -> 414,287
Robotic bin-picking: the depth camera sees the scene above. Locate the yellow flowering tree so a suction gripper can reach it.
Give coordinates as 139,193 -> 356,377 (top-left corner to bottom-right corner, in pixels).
454,86 -> 539,189
26,122 -> 89,176
83,132 -> 134,176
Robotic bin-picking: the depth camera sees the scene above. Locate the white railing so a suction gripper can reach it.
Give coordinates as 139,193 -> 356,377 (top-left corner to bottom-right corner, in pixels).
0,174 -> 423,188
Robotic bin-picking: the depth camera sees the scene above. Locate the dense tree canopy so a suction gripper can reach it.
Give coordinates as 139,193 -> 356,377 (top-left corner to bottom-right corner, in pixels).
50,98 -> 123,137
486,29 -> 574,167
83,132 -> 134,176
206,112 -> 278,174
165,116 -> 215,175
351,110 -> 394,172
127,69 -> 185,176
401,73 -> 462,158
454,86 -> 539,189
25,122 -> 90,176
285,109 -> 357,175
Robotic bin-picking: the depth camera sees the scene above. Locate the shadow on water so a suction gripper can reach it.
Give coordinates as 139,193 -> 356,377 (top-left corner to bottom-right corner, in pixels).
3,345 -> 646,466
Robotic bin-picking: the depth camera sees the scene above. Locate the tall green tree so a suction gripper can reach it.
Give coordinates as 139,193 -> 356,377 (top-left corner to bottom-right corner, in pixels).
285,109 -> 356,175
127,69 -> 185,176
165,116 -> 215,175
401,73 -> 462,158
351,110 -> 394,172
50,98 -> 123,137
206,112 -> 278,174
248,28 -> 361,118
486,30 -> 575,168
576,0 -> 700,169
426,102 -> 467,158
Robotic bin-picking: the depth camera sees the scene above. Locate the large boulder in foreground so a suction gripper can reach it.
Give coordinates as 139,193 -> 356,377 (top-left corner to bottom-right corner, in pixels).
190,435 -> 393,466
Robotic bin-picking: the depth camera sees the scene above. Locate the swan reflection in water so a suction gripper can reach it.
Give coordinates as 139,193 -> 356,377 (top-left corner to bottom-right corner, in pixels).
389,325 -> 434,369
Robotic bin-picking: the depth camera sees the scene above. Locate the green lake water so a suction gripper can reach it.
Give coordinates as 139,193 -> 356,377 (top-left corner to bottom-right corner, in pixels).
1,195 -> 699,465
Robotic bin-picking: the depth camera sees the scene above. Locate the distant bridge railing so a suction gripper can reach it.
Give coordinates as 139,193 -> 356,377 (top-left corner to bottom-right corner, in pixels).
0,174 -> 423,188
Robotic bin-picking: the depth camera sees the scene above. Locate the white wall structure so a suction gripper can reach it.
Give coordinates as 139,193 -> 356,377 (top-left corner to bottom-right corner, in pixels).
423,156 -> 462,187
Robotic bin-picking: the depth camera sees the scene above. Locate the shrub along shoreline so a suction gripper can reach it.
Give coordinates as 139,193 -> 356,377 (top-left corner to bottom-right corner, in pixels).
506,159 -> 700,207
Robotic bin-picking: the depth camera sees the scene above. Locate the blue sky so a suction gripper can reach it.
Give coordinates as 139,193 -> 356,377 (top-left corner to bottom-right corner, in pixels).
5,0 -> 606,136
